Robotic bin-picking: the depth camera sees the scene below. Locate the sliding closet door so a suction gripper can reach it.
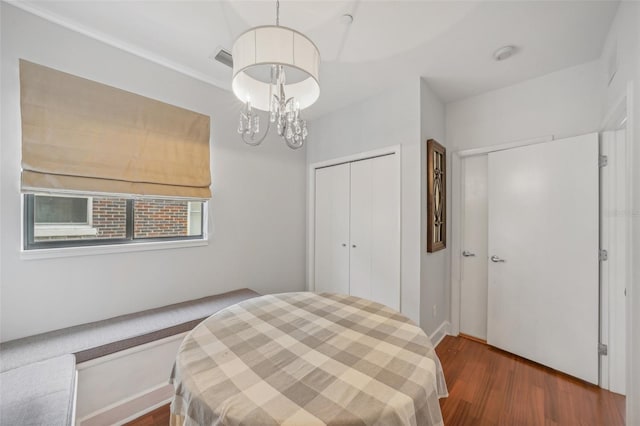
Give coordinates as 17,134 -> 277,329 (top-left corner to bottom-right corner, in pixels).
315,164 -> 350,294
350,155 -> 400,310
487,134 -> 599,384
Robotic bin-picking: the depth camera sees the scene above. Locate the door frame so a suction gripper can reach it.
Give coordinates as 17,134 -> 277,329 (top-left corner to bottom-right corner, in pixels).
306,145 -> 402,293
599,82 -> 634,396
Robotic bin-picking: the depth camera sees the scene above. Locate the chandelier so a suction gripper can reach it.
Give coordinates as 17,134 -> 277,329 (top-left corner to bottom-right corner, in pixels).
232,0 -> 320,149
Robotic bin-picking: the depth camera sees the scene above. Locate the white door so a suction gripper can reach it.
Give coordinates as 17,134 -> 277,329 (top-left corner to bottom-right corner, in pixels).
315,163 -> 350,294
460,155 -> 489,340
487,134 -> 599,384
350,155 -> 400,310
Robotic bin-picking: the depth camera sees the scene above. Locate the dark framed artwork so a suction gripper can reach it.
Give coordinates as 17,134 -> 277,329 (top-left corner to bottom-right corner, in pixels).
426,139 -> 446,252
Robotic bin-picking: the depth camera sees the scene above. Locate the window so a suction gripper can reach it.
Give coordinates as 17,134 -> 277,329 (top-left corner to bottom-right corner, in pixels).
25,194 -> 204,249
35,195 -> 89,224
32,195 -> 97,239
19,62 -> 212,252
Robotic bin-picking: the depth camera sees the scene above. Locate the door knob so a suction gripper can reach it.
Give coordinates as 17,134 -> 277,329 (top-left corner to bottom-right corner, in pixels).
490,255 -> 506,263
341,243 -> 347,247
462,251 -> 476,257
352,244 -> 357,248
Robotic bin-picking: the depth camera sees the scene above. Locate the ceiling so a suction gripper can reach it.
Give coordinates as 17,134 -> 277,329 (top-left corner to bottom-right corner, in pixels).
17,0 -> 619,119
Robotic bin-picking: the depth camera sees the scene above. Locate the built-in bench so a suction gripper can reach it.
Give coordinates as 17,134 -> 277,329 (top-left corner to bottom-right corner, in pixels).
0,354 -> 77,426
0,288 -> 259,425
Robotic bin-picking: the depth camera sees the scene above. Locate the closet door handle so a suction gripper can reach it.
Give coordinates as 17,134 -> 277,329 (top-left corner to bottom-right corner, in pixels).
352,244 -> 357,248
462,251 -> 476,257
341,243 -> 347,247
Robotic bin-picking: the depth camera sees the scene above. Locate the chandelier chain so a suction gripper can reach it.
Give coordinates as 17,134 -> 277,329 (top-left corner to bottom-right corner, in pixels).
276,0 -> 280,26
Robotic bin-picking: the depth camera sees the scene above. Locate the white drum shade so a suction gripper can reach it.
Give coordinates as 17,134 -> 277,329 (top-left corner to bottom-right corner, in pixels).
232,25 -> 320,111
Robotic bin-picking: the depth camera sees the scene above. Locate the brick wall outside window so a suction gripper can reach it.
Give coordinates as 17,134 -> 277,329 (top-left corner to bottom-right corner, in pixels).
133,199 -> 188,238
92,198 -> 127,238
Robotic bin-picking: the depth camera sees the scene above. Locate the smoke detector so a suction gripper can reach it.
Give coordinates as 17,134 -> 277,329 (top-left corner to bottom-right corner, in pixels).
493,45 -> 516,61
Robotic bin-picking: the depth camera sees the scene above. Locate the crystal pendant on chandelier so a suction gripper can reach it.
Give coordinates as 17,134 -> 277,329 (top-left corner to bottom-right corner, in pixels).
231,0 -> 319,149
237,101 -> 261,146
269,65 -> 308,149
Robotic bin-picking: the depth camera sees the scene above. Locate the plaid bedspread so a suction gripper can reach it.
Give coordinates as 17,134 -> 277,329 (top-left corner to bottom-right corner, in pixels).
170,292 -> 448,426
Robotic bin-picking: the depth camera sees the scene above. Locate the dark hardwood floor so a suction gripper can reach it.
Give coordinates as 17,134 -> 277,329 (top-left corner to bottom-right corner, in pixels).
124,404 -> 170,426
436,335 -> 625,425
128,335 -> 626,425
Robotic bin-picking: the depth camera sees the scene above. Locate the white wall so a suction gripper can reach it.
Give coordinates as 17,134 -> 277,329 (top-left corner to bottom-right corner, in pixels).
0,4 -> 307,342
446,60 -> 603,151
600,2 -> 640,423
307,80 -> 424,327
419,79 -> 449,334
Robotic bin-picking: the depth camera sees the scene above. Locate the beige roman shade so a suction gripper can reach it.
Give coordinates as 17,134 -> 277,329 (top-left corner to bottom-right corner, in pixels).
20,60 -> 211,199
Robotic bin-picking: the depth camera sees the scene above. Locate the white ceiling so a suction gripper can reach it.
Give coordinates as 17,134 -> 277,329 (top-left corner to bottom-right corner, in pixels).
17,0 -> 619,119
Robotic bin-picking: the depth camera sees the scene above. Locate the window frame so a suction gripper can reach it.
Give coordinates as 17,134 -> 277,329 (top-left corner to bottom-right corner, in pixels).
24,194 -> 205,250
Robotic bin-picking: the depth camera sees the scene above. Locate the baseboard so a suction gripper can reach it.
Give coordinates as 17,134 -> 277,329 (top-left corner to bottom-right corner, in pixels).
459,333 -> 487,344
429,321 -> 451,347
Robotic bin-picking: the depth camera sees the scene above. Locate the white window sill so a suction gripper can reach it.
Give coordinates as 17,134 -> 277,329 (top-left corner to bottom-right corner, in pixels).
20,238 -> 208,260
34,225 -> 98,237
